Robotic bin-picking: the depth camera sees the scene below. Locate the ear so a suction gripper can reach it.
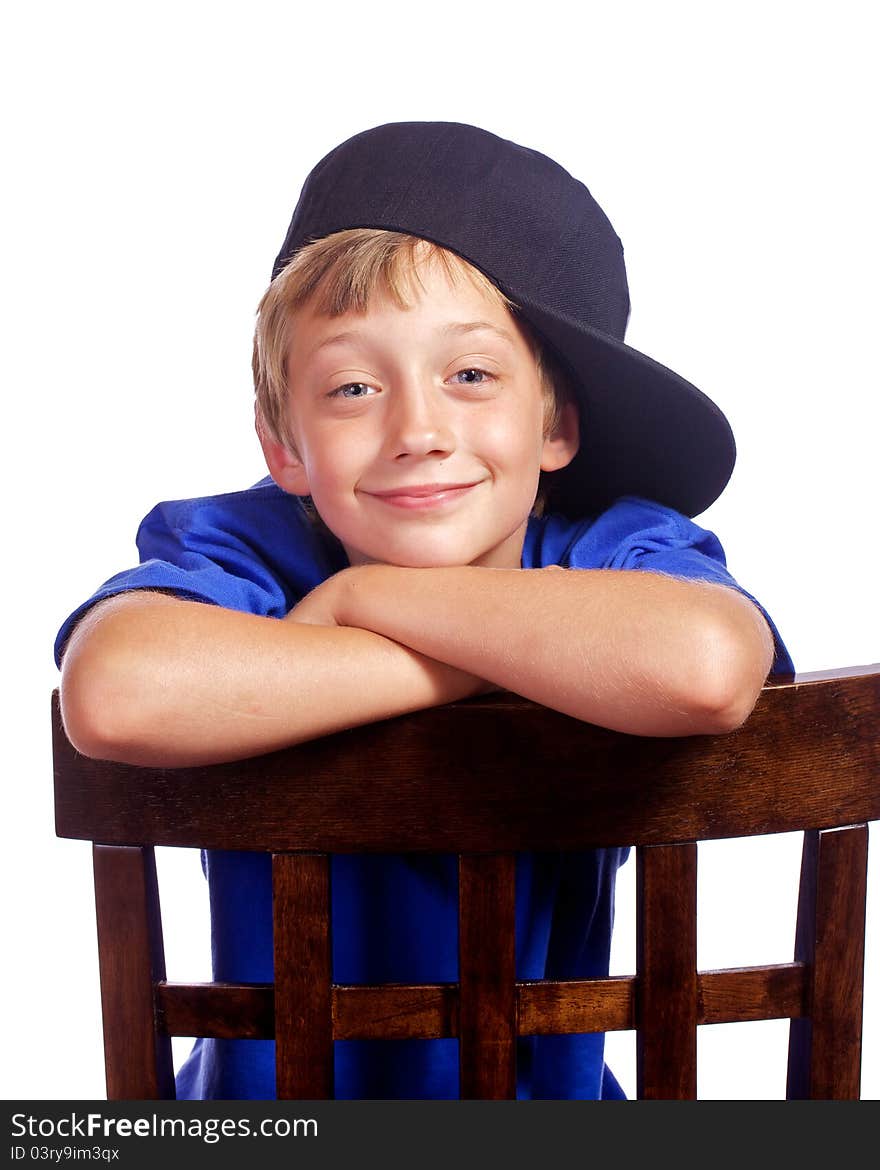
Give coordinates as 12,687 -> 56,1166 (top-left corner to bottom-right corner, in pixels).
255,410 -> 310,496
540,400 -> 580,472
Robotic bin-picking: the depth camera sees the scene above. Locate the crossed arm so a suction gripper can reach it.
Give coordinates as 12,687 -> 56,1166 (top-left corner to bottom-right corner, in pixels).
59,563 -> 775,767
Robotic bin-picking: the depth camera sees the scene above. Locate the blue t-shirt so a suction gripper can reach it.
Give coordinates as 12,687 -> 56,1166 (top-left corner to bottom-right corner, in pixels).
54,478 -> 794,1100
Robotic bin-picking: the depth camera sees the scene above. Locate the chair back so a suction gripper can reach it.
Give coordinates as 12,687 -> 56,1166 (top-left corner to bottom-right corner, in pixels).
52,665 -> 880,1099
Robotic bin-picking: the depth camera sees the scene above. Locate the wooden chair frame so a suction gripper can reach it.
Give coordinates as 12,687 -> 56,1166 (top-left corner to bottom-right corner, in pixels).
52,665 -> 879,1099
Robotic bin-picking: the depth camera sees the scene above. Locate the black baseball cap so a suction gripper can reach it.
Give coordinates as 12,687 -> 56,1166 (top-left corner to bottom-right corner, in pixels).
271,121 -> 735,519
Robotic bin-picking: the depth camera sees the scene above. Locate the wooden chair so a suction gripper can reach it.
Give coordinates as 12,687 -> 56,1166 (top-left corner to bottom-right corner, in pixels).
52,664 -> 879,1100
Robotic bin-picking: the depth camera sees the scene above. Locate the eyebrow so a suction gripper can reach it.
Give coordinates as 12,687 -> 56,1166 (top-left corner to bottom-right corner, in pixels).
441,320 -> 518,344
310,320 -> 518,356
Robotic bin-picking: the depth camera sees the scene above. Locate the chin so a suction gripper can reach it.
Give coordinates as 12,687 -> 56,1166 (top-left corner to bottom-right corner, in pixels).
351,540 -> 482,570
384,551 -> 476,569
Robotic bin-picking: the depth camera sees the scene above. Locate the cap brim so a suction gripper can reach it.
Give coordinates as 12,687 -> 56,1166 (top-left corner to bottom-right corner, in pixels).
517,298 -> 736,519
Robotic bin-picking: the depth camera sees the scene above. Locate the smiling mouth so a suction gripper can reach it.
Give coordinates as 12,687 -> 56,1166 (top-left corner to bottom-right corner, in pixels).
363,482 -> 482,509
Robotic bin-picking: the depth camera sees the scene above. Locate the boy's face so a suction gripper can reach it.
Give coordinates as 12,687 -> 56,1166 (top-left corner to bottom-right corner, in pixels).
261,256 -> 578,569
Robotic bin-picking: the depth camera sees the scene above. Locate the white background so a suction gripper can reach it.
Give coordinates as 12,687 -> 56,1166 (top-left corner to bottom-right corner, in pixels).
2,0 -> 877,1101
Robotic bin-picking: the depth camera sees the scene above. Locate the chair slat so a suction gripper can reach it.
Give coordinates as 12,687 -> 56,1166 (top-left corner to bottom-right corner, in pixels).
698,964 -> 806,1024
93,845 -> 175,1099
787,824 -> 868,1099
637,842 -> 697,1099
272,853 -> 332,1099
334,985 -> 457,1040
157,981 -> 274,1039
157,962 -> 809,1042
458,853 -> 517,1099
518,976 -> 635,1035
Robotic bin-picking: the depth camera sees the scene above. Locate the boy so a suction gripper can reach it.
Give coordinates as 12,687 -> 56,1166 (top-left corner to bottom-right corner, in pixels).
55,121 -> 793,1099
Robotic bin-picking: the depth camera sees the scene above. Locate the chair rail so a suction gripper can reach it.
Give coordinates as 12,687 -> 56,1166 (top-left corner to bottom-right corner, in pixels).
53,665 -> 880,853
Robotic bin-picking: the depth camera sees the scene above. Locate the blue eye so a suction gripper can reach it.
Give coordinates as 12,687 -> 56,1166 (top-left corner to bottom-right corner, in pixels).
331,382 -> 376,399
453,368 -> 491,384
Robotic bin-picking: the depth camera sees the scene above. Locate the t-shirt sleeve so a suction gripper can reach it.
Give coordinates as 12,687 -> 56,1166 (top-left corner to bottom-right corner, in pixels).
561,496 -> 795,676
53,486 -> 331,668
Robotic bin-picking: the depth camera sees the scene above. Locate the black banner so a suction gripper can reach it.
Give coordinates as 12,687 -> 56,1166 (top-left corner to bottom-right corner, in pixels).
1,1100 -> 868,1169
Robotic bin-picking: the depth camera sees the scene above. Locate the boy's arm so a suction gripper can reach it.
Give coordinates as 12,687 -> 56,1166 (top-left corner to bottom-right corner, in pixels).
59,590 -> 490,767
294,563 -> 776,737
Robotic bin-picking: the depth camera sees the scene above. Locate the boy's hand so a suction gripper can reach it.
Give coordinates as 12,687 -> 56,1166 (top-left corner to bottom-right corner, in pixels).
287,568 -> 501,699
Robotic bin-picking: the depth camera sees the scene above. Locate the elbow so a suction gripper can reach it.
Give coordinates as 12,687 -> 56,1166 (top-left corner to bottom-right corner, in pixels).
59,658 -> 133,764
696,685 -> 762,736
59,627 -> 155,765
681,605 -> 774,736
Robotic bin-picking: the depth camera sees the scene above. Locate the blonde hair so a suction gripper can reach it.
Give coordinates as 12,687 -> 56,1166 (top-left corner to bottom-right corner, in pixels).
253,228 -> 573,456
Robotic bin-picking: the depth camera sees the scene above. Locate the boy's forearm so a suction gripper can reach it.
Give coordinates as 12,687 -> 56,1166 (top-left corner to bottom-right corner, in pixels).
329,564 -> 775,737
59,591 -> 486,767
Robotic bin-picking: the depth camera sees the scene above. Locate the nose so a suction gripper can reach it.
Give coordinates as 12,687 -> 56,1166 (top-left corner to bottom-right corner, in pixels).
383,382 -> 456,460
